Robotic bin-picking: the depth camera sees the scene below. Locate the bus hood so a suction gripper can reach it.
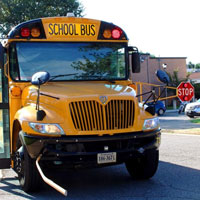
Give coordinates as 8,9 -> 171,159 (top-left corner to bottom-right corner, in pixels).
24,82 -> 136,103
21,82 -> 144,135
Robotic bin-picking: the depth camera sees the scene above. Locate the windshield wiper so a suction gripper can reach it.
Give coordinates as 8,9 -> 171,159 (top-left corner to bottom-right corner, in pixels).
50,73 -> 78,81
77,75 -> 116,84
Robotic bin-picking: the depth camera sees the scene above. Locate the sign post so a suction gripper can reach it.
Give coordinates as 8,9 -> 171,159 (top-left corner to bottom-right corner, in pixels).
177,82 -> 194,101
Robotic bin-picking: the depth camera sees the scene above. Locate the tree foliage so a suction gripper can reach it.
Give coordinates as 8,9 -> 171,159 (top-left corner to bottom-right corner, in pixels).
187,61 -> 195,69
166,70 -> 191,97
167,69 -> 191,88
195,63 -> 200,69
187,61 -> 200,70
0,0 -> 83,36
193,83 -> 200,99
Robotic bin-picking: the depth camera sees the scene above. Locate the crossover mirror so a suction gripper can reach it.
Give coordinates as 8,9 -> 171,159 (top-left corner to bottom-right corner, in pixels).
156,70 -> 170,85
31,71 -> 50,86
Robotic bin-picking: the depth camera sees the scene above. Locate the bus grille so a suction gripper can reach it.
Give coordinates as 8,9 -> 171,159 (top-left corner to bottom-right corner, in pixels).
69,100 -> 134,131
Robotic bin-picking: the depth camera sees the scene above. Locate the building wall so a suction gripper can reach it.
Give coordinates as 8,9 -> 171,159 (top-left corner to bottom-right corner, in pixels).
189,72 -> 200,83
132,55 -> 187,85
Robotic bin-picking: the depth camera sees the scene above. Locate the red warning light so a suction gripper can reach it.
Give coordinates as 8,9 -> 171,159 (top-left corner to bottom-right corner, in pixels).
184,96 -> 188,101
21,28 -> 30,37
183,83 -> 188,88
111,28 -> 122,39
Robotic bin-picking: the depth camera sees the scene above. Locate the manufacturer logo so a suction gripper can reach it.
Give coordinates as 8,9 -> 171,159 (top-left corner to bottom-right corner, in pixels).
99,96 -> 108,104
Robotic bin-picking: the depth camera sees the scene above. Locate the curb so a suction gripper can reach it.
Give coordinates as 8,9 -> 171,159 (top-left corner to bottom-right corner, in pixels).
166,109 -> 178,113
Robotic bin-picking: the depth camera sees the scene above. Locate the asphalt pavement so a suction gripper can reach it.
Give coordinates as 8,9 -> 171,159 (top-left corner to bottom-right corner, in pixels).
0,112 -> 200,199
159,110 -> 200,134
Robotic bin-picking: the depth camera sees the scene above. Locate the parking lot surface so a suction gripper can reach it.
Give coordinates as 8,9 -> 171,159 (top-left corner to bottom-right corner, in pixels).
0,112 -> 200,200
159,111 -> 200,134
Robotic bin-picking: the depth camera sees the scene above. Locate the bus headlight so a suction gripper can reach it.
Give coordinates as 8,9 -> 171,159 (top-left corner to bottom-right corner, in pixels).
143,117 -> 160,130
29,123 -> 65,135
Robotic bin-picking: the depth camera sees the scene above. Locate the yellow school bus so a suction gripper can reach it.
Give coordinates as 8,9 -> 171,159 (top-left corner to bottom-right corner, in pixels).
0,14 -> 161,194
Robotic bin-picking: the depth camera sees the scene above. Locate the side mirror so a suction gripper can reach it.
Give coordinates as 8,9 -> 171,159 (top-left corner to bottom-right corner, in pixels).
129,47 -> 140,73
31,71 -> 50,86
31,71 -> 50,121
156,70 -> 170,85
0,43 -> 4,69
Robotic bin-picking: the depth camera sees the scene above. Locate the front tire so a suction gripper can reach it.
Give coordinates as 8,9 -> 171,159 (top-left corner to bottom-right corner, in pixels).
125,149 -> 159,180
14,137 -> 41,192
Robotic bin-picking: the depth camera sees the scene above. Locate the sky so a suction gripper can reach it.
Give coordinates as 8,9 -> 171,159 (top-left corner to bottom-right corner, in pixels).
80,0 -> 200,64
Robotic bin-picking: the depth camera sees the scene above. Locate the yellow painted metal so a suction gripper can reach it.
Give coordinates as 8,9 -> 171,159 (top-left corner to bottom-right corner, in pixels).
134,81 -> 177,102
3,16 -> 155,164
42,17 -> 100,41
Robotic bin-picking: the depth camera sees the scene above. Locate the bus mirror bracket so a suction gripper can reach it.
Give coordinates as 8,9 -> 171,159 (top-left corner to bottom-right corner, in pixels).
31,72 -> 50,121
129,46 -> 140,73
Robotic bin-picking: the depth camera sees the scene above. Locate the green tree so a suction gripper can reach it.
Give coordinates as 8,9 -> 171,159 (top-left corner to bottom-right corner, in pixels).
166,69 -> 191,98
167,69 -> 191,88
195,63 -> 200,69
193,83 -> 200,99
187,61 -> 195,69
0,0 -> 83,36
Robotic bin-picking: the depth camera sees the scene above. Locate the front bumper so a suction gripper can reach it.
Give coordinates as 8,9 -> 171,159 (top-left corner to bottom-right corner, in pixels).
19,129 -> 161,168
186,110 -> 200,116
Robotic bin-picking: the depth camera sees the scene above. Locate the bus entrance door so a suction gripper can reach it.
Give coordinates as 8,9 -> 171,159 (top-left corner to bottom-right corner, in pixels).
0,43 -> 10,169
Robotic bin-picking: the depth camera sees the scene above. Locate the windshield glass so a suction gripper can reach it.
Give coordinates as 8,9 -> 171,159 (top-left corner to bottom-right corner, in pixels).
10,42 -> 127,81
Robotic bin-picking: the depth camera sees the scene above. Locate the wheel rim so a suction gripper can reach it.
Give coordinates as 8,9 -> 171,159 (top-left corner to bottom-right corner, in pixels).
14,144 -> 24,179
158,109 -> 164,115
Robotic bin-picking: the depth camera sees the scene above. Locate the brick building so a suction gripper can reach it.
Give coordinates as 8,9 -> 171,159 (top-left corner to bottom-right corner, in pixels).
132,54 -> 187,85
189,71 -> 200,83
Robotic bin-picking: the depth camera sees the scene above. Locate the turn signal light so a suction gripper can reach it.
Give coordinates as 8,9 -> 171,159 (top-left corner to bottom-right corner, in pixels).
10,86 -> 22,97
21,28 -> 30,37
129,83 -> 137,91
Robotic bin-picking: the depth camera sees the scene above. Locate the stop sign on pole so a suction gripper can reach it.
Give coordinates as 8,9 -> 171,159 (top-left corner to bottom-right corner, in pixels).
177,82 -> 194,101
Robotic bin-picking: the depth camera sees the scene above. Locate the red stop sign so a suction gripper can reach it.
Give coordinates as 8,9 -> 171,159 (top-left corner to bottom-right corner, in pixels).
177,82 -> 194,101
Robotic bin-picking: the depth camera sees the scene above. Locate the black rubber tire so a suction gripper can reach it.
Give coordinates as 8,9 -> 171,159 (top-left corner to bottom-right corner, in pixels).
188,115 -> 194,118
15,138 -> 41,192
158,108 -> 165,116
125,149 -> 159,180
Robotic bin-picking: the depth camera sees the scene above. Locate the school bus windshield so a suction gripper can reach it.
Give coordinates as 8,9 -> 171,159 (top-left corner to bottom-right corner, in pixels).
9,42 -> 127,82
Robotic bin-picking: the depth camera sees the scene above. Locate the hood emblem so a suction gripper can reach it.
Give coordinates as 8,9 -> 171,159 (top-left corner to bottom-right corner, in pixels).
99,96 -> 108,104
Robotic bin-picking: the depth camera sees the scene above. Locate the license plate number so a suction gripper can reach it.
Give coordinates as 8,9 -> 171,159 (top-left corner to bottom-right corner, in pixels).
97,152 -> 117,164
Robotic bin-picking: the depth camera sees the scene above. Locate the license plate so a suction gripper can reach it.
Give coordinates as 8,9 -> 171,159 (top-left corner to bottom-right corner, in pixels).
97,152 -> 117,164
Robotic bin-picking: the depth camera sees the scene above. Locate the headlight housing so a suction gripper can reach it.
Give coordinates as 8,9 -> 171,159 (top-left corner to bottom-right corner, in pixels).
143,117 -> 160,131
29,123 -> 65,135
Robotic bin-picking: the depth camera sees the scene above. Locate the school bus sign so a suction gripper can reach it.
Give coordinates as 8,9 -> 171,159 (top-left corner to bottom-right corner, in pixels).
48,23 -> 96,37
42,18 -> 100,40
177,82 -> 194,101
